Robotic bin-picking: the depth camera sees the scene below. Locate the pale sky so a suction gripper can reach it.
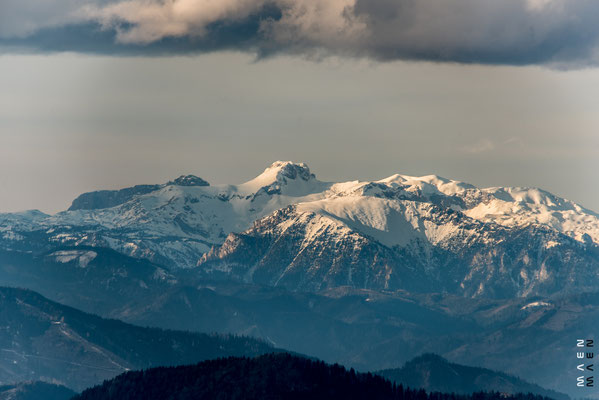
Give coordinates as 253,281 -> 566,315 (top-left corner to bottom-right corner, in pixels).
1,52 -> 598,214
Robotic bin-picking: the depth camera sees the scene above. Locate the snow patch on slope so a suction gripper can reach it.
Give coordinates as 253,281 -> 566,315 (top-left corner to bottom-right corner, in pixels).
51,250 -> 98,268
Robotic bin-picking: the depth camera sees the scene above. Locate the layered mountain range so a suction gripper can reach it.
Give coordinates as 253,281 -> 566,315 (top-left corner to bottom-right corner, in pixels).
1,161 -> 597,298
0,287 -> 279,391
2,284 -> 578,398
0,161 -> 597,397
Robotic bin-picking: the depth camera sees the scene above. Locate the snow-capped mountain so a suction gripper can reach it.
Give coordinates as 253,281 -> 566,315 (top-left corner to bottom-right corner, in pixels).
0,162 -> 329,267
1,161 -> 598,297
200,201 -> 599,297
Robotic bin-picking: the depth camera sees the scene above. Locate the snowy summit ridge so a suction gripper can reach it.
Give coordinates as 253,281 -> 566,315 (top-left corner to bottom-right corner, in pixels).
1,161 -> 598,297
260,161 -> 315,182
237,161 -> 321,195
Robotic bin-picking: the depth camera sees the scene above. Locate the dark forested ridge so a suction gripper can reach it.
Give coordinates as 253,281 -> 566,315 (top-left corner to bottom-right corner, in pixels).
377,354 -> 569,400
74,353 -> 559,400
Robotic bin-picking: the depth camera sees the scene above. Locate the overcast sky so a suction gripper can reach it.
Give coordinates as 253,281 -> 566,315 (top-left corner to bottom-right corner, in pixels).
1,0 -> 598,213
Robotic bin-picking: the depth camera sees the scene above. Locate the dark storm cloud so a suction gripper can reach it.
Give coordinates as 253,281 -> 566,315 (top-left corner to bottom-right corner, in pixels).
1,0 -> 598,66
351,0 -> 599,65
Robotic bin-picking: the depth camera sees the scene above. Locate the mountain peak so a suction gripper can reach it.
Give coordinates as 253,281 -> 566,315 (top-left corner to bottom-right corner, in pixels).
264,161 -> 315,181
240,161 -> 317,193
167,175 -> 210,187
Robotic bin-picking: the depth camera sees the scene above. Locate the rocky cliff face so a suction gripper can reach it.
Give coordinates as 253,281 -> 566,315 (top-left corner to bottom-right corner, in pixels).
199,204 -> 599,298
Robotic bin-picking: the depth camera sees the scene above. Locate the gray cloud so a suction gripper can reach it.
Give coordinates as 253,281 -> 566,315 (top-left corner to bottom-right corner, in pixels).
1,0 -> 599,66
